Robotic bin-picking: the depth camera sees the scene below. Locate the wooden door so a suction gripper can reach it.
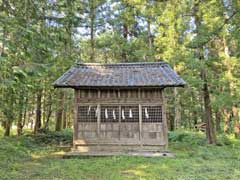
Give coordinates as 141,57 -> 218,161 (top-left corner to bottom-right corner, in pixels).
77,105 -> 98,141
99,105 -> 120,142
119,105 -> 140,144
141,105 -> 165,145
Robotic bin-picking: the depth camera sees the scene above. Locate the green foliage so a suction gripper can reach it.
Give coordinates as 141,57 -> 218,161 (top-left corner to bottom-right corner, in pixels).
0,0 -> 240,140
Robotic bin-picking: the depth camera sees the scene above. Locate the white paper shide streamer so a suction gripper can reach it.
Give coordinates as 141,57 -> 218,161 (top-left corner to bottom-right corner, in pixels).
145,108 -> 149,119
122,109 -> 125,120
129,109 -> 133,118
105,108 -> 108,119
113,110 -> 116,120
88,106 -> 91,115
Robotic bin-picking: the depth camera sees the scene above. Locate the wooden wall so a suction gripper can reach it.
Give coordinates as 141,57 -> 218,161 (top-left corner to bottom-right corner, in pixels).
73,88 -> 168,152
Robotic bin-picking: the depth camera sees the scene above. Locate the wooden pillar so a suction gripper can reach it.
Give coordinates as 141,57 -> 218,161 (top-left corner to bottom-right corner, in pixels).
139,104 -> 142,144
161,89 -> 168,150
97,90 -> 101,144
97,104 -> 100,142
73,89 -> 79,148
118,105 -> 121,141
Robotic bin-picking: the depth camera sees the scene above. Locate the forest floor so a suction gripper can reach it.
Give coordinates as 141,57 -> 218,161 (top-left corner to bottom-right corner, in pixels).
0,129 -> 240,180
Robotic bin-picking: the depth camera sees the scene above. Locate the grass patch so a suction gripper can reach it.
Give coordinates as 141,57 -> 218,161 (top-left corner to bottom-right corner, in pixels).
0,130 -> 240,180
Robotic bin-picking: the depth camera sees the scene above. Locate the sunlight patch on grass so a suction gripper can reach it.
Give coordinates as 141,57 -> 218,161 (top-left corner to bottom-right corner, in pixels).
227,134 -> 240,144
121,169 -> 146,178
31,153 -> 44,159
50,150 -> 65,156
31,150 -> 65,159
121,164 -> 149,177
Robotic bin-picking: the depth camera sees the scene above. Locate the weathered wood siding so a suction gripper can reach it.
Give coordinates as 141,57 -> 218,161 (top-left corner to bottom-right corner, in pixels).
73,88 -> 168,152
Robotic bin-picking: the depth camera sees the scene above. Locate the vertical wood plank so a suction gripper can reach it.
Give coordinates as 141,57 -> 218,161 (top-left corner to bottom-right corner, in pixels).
138,88 -> 141,99
77,89 -> 80,99
73,89 -> 79,148
161,90 -> 168,150
97,89 -> 101,99
107,89 -> 110,98
139,104 -> 142,144
88,89 -> 91,98
97,104 -> 100,142
128,90 -> 131,98
142,90 -> 145,99
118,89 -> 120,99
118,105 -> 121,140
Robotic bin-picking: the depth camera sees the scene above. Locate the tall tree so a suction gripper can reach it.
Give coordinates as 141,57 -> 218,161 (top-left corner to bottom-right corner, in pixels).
192,0 -> 216,144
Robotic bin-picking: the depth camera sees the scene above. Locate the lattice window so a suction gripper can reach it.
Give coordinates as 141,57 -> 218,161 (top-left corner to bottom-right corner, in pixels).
121,105 -> 139,122
142,106 -> 162,123
101,105 -> 119,123
78,106 -> 98,122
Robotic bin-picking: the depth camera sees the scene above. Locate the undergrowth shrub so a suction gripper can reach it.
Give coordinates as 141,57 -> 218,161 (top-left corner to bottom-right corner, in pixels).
169,130 -> 234,146
27,128 -> 73,145
168,130 -> 206,145
216,134 -> 232,146
0,137 -> 31,164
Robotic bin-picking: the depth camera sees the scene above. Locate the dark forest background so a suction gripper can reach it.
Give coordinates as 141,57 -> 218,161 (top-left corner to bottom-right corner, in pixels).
1,0 -> 240,144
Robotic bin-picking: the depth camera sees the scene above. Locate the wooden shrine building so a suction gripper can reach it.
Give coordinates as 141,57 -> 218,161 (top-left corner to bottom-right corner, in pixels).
53,61 -> 185,154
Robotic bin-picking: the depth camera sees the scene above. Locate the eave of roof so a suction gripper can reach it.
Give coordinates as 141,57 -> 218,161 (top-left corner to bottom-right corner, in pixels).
53,61 -> 186,88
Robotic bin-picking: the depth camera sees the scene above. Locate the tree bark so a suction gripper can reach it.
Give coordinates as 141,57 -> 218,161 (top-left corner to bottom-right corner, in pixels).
121,24 -> 128,62
44,108 -> 52,129
223,109 -> 229,133
34,90 -> 42,134
17,109 -> 23,136
4,121 -> 11,136
22,100 -> 27,130
215,110 -> 221,133
232,105 -> 239,138
17,92 -> 24,136
194,1 -> 216,144
62,109 -> 67,129
190,92 -> 198,128
90,0 -> 95,62
44,94 -> 52,129
174,88 -> 181,129
4,88 -> 14,136
193,110 -> 198,127
147,18 -> 153,58
201,69 -> 216,143
42,89 -> 46,125
55,90 -> 64,131
62,104 -> 67,129
202,73 -> 216,144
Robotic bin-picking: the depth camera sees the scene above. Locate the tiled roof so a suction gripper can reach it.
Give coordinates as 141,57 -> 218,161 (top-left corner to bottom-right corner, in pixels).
53,61 -> 186,88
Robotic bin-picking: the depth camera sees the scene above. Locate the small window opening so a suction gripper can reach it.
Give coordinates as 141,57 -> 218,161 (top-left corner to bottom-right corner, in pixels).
142,106 -> 162,123
78,106 -> 97,122
121,106 -> 139,122
101,106 -> 119,123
